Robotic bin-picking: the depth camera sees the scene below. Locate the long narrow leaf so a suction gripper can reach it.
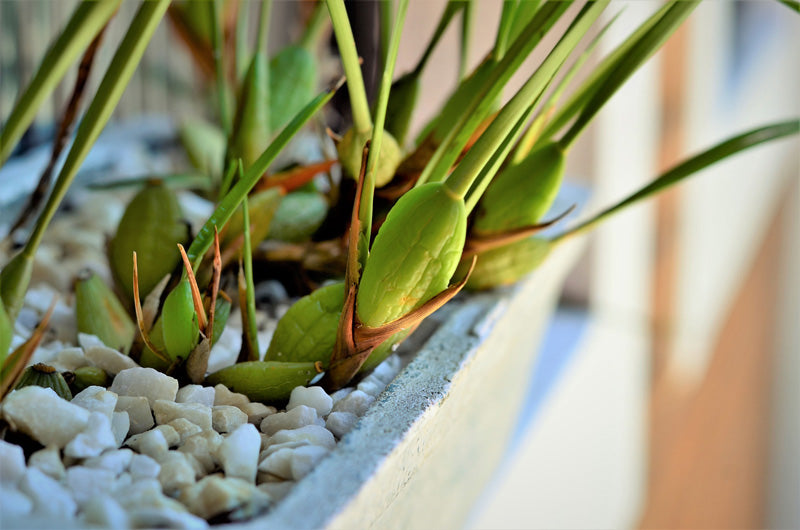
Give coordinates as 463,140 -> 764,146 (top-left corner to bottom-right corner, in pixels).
186,81 -> 341,269
557,120 -> 800,239
0,0 -> 121,166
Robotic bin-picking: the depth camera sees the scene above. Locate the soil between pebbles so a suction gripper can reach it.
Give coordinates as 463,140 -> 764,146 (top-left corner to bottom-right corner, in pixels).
0,189 -> 413,528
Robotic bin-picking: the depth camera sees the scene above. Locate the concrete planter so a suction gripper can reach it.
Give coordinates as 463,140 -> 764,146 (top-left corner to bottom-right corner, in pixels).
236,224 -> 586,530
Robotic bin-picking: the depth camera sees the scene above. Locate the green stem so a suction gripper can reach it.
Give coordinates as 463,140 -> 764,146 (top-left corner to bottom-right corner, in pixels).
460,0 -> 475,81
414,1 -> 464,77
380,0 -> 394,66
240,163 -> 260,357
235,1 -> 249,80
444,0 -> 609,199
299,0 -> 330,51
326,0 -> 372,134
256,0 -> 273,53
493,0 -> 518,59
356,0 -> 409,270
0,0 -> 121,167
553,120 -> 800,242
416,0 -> 571,187
210,0 -> 231,136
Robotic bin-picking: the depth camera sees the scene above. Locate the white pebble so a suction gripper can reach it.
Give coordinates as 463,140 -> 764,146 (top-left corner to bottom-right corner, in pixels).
2,386 -> 89,448
153,400 -> 213,430
0,484 -> 33,517
115,395 -> 154,434
128,507 -> 208,530
157,451 -> 197,494
0,439 -> 27,484
267,425 -> 335,450
371,355 -> 402,383
65,466 -> 116,506
356,378 -> 384,397
176,385 -> 215,407
213,384 -> 250,409
167,418 -> 203,444
290,445 -> 330,480
330,387 -> 353,405
217,424 -> 260,482
109,367 -> 178,407
180,475 -> 269,520
129,453 -> 161,480
259,440 -> 310,459
111,411 -> 130,446
287,386 -> 333,416
113,477 -> 162,509
257,448 -> 293,480
153,424 -> 181,448
70,386 -> 118,420
260,405 -> 320,436
331,389 -> 374,416
125,429 -> 169,459
84,448 -> 134,475
28,445 -> 65,481
179,433 -> 219,474
325,411 -> 359,439
212,406 -> 248,433
257,481 -> 293,501
82,495 -> 129,529
55,347 -> 91,372
240,402 -> 276,425
64,412 -> 117,459
20,467 -> 77,518
84,343 -> 138,375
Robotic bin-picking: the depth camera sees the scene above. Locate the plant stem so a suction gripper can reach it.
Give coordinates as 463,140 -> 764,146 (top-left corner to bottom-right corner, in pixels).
553,120 -> 800,242
210,0 -> 231,137
326,0 -> 372,134
240,163 -> 260,358
256,0 -> 273,53
460,0 -> 475,81
414,1 -> 464,77
0,0 -> 120,167
299,0 -> 330,51
443,0 -> 609,200
493,0 -> 517,60
355,0 -> 409,270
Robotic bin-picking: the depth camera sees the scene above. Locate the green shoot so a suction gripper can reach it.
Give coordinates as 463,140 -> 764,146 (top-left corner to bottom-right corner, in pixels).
239,161 -> 260,361
209,0 -> 231,136
460,0 -> 475,80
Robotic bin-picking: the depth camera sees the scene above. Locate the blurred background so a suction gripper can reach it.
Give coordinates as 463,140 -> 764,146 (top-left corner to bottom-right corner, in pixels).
2,1 -> 799,528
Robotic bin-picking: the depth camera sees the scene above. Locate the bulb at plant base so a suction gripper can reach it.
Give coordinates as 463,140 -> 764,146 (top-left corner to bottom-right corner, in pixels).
336,127 -> 402,188
464,237 -> 554,291
74,270 -> 136,354
108,182 -> 188,301
15,363 -> 72,400
161,278 -> 200,362
473,140 -> 566,234
357,182 -> 467,327
229,50 -> 270,169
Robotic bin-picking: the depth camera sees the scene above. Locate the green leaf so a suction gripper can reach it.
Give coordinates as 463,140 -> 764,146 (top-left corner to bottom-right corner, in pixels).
559,120 -> 800,239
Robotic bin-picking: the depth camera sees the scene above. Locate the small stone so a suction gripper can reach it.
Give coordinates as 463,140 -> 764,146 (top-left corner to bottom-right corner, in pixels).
290,445 -> 329,480
19,468 -> 77,517
2,386 -> 89,448
260,405 -> 320,436
111,411 -> 130,446
331,389 -> 374,416
0,439 -> 27,484
371,355 -> 401,383
55,347 -> 91,372
64,412 -> 117,458
153,400 -> 212,430
84,448 -> 134,475
114,477 -> 162,509
0,484 -> 33,517
325,411 -> 358,439
82,495 -> 129,529
179,433 -> 218,474
115,395 -> 154,434
287,386 -> 333,417
213,384 -> 250,409
157,451 -> 197,493
257,448 -> 293,480
154,424 -> 181,448
240,402 -> 276,425
259,440 -> 310,459
176,385 -> 215,407
83,342 -> 138,375
65,466 -> 116,506
125,429 -> 169,459
129,453 -> 161,480
180,475 -> 270,520
212,405 -> 248,433
329,387 -> 353,405
267,425 -> 335,450
167,418 -> 203,444
28,445 -> 65,480
70,386 -> 118,420
356,378 -> 384,397
217,424 -> 260,482
109,367 -> 178,407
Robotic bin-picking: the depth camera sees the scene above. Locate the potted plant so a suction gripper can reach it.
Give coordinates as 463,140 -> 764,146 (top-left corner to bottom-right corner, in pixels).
0,0 -> 797,528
